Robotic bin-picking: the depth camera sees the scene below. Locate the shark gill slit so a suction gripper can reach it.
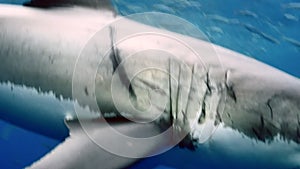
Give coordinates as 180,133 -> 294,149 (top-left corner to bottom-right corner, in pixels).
109,26 -> 136,100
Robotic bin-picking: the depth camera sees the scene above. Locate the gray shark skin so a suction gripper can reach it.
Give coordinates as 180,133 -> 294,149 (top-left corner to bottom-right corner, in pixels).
0,2 -> 300,169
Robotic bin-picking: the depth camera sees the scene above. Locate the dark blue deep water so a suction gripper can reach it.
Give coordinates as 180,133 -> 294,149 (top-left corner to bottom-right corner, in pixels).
0,1 -> 299,169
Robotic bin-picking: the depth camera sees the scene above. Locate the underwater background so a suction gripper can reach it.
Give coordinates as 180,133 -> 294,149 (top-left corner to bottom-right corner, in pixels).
0,0 -> 299,168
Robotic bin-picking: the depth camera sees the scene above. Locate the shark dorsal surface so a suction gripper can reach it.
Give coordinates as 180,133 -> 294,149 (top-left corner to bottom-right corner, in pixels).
23,0 -> 115,10
0,1 -> 300,168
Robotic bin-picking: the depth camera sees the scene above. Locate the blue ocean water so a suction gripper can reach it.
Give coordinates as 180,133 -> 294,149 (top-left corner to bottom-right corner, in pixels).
0,119 -> 59,169
112,0 -> 300,78
0,0 -> 299,169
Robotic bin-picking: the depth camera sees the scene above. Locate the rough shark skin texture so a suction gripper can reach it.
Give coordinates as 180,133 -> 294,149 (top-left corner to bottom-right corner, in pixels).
0,3 -> 300,169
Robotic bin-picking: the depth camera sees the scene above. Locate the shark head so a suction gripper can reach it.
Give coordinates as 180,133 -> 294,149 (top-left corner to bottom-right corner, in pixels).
216,46 -> 300,143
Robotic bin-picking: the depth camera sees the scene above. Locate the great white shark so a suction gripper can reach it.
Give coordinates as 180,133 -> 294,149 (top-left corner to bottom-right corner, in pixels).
0,0 -> 300,168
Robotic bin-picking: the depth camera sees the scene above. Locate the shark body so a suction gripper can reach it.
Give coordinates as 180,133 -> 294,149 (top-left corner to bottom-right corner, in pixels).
0,1 -> 300,168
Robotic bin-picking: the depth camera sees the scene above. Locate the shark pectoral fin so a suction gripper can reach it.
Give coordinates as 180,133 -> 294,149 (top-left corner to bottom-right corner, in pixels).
27,118 -> 171,169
